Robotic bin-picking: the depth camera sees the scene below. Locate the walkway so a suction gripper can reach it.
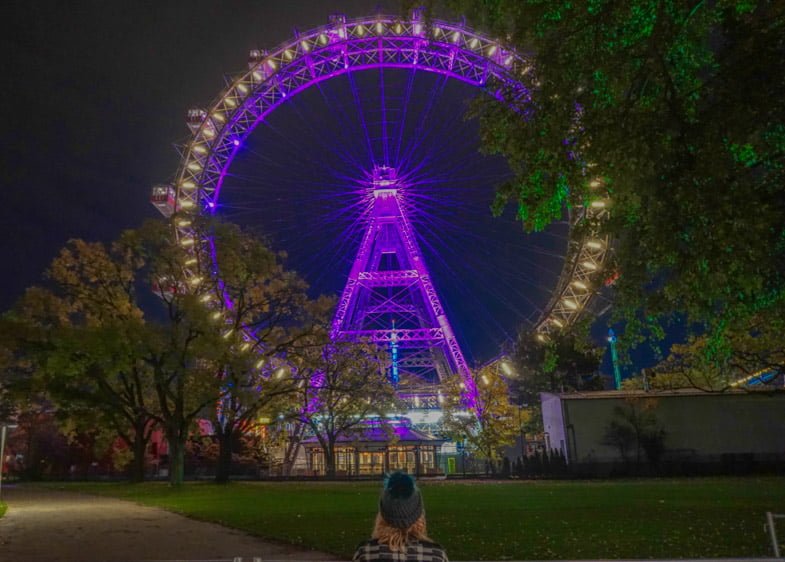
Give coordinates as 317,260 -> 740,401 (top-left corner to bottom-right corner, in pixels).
0,484 -> 338,562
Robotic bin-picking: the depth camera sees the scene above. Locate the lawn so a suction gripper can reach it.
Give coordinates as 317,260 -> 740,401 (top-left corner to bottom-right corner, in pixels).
63,477 -> 783,560
0,501 -> 6,518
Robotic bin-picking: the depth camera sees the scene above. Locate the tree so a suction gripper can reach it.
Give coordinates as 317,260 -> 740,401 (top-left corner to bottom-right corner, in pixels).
715,308 -> 785,386
196,221 -> 317,483
0,295 -> 52,427
601,398 -> 666,469
5,240 -> 160,482
627,309 -> 785,391
122,219 -> 229,486
44,239 -> 161,482
512,329 -> 604,398
2,218 -> 322,485
291,333 -> 398,478
509,329 -> 603,434
14,222 -> 226,486
442,365 -> 519,471
43,323 -> 159,482
441,0 -> 785,352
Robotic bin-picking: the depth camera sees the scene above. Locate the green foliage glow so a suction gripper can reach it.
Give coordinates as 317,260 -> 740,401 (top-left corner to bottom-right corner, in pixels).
446,0 -> 785,359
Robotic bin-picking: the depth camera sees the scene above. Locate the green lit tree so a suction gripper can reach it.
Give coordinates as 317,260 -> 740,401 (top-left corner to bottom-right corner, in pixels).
437,0 -> 785,353
626,308 -> 785,391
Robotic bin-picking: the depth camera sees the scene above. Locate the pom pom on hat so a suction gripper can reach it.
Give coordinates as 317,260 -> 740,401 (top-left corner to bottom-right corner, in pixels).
379,471 -> 423,529
385,471 -> 416,499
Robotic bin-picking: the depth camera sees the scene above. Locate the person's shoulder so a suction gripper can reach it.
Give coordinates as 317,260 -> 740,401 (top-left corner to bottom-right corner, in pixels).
352,539 -> 384,561
410,539 -> 449,561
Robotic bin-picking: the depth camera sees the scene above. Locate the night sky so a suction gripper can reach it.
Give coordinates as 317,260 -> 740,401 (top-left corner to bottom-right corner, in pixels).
2,1 -> 395,310
2,1 -> 639,373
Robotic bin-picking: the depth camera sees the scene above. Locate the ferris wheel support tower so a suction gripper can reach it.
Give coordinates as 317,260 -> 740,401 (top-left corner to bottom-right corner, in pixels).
150,10 -> 614,397
331,166 -> 477,408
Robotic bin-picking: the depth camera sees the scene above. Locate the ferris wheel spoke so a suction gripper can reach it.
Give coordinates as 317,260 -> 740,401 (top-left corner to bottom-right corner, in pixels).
312,80 -> 373,172
253,120 -> 348,179
379,68 -> 390,167
285,95 -> 367,172
413,234 -> 530,352
288,80 -> 378,173
417,207 -> 561,284
395,74 -> 449,172
346,71 -> 375,166
393,68 -> 418,168
397,88 -> 483,177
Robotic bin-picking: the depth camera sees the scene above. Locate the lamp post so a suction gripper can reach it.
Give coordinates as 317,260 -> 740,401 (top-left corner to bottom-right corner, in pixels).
0,424 -> 18,502
517,404 -> 527,458
608,328 -> 622,390
460,436 -> 466,478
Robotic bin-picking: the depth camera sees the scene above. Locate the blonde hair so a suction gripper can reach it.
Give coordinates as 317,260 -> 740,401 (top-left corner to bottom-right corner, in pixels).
372,512 -> 431,552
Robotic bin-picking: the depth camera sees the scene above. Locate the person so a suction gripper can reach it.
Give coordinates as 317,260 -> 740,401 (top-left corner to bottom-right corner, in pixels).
353,471 -> 448,562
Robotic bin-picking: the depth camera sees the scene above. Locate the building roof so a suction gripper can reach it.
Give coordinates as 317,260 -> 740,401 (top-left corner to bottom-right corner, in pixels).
543,388 -> 785,400
303,420 -> 444,445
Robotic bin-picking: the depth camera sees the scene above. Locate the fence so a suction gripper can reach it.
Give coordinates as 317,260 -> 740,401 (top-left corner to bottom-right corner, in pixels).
767,512 -> 785,559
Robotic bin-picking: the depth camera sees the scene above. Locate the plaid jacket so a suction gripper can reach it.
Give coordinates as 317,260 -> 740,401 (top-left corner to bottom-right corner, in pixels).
352,538 -> 448,562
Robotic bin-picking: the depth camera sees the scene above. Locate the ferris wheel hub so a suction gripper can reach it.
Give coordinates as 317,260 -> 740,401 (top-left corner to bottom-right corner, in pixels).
371,165 -> 400,196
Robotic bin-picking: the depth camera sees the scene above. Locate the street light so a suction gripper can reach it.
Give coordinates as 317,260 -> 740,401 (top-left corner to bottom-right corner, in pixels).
496,358 -> 526,458
460,436 -> 467,478
500,360 -> 513,376
0,423 -> 18,502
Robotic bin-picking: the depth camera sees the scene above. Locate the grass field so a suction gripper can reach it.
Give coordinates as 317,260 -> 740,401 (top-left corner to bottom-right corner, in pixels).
0,501 -> 6,518
62,477 -> 784,560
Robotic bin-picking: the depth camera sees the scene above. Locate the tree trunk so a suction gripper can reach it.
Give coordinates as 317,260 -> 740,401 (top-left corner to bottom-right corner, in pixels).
282,423 -> 305,476
130,434 -> 147,483
215,427 -> 233,484
324,445 -> 336,479
167,431 -> 185,486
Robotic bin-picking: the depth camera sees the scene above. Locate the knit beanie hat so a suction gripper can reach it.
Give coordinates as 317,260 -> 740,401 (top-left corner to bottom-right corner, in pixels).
379,471 -> 423,529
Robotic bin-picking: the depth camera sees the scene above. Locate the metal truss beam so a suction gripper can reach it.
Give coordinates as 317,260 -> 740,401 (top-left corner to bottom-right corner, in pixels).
153,9 -> 612,369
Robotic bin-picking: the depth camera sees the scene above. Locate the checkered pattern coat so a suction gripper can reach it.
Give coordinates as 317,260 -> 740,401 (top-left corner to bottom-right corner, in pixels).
352,539 -> 448,562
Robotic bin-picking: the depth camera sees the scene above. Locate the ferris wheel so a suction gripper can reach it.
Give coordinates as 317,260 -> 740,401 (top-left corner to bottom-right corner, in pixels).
150,10 -> 612,386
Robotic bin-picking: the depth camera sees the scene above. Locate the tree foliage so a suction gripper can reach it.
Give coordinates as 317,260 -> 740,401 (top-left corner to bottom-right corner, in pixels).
443,0 -> 785,351
442,365 -> 519,467
1,218 -> 321,485
627,307 -> 785,391
601,398 -> 666,468
291,332 -> 398,478
512,329 -> 604,400
197,221 -> 317,482
509,329 -> 603,434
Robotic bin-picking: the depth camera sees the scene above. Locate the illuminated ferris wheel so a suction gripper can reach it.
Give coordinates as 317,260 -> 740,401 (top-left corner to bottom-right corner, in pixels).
150,10 -> 612,393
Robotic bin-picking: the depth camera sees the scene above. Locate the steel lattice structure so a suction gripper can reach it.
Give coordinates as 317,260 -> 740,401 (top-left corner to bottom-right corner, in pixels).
151,10 -> 613,374
331,166 -> 474,403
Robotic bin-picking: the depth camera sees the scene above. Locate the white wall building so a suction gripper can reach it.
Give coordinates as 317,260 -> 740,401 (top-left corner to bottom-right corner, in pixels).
542,389 -> 785,472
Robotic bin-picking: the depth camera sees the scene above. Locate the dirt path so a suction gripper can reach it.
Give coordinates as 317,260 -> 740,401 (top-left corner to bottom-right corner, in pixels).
0,484 -> 340,562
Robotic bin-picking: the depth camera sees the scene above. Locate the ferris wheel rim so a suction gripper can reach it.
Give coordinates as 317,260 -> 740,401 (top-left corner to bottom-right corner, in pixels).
157,10 -> 611,341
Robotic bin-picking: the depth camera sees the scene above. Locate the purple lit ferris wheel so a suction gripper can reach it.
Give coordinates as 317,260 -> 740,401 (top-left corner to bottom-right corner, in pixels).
151,11 -> 612,399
